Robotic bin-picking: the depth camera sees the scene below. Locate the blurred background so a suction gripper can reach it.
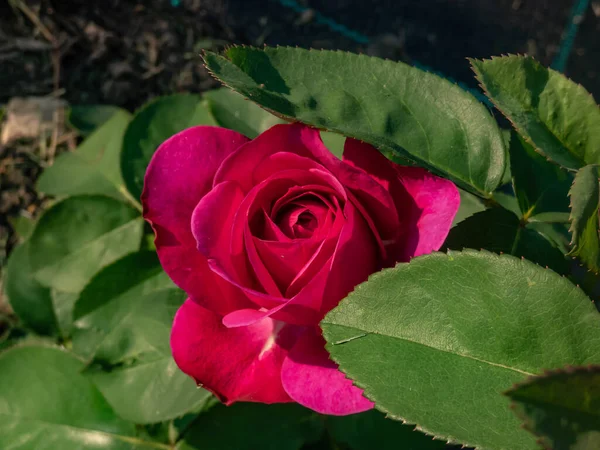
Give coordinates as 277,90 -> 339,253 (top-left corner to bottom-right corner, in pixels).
0,0 -> 599,271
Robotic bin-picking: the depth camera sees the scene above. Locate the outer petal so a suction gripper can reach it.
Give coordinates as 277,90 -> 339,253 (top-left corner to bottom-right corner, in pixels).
215,124 -> 323,191
191,180 -> 245,276
396,165 -> 460,257
142,126 -> 250,314
171,299 -> 296,404
343,139 -> 460,260
281,329 -> 374,415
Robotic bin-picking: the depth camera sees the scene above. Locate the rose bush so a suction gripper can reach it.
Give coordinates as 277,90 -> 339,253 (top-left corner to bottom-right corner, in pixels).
142,123 -> 459,415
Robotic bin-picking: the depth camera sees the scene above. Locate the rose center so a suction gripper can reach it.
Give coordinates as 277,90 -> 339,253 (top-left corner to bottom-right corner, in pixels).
273,194 -> 332,240
276,205 -> 317,239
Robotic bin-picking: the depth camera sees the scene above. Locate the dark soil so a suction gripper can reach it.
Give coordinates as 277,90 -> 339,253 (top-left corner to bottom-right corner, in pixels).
2,0 -> 598,107
0,0 -> 598,263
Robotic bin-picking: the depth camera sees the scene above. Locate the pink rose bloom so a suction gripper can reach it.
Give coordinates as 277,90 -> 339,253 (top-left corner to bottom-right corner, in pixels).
142,123 -> 459,415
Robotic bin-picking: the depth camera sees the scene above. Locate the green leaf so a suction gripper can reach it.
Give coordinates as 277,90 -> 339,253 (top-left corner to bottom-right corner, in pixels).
319,131 -> 345,159
72,252 -> 175,361
528,212 -> 571,224
8,214 -> 36,241
568,165 -> 600,273
204,47 -> 506,196
69,105 -> 127,136
176,403 -> 323,450
204,88 -> 282,138
491,191 -> 522,217
500,128 -> 513,185
38,109 -> 135,204
3,242 -> 58,336
452,188 -> 486,227
506,366 -> 600,450
471,55 -> 600,170
527,221 -> 571,255
0,345 -> 167,449
444,207 -> 569,274
121,94 -> 217,201
51,289 -> 79,337
86,353 -> 211,424
327,410 -> 447,450
28,195 -> 143,293
509,131 -> 573,218
72,252 -> 208,423
321,250 -> 600,449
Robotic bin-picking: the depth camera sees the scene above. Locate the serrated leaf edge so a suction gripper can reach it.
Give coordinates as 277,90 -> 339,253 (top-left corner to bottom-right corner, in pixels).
322,249 -> 593,449
504,364 -> 600,450
566,165 -> 600,273
203,46 -> 506,196
469,55 -> 599,172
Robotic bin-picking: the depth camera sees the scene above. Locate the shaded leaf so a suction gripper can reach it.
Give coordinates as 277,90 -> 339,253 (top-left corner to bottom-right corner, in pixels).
87,353 -> 211,425
204,47 -> 506,196
38,109 -> 134,203
204,87 -> 282,138
73,252 -> 208,424
69,105 -> 127,136
492,191 -> 522,217
0,345 -> 166,449
327,410 -> 447,450
444,207 -> 569,274
8,214 -> 36,241
51,289 -> 79,337
176,403 -> 323,450
471,55 -> 600,170
121,94 -> 217,201
452,188 -> 486,227
321,250 -> 600,449
506,366 -> 600,450
568,165 -> 600,273
29,195 -> 143,293
509,131 -> 573,218
3,242 -> 58,336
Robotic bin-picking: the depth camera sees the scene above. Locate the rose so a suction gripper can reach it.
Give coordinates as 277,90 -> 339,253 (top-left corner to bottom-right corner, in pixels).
142,123 -> 459,415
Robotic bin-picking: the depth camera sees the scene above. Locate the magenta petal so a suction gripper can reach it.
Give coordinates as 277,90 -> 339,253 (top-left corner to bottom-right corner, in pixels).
191,181 -> 244,265
395,165 -> 460,257
244,223 -> 283,296
171,299 -> 296,404
343,138 -> 459,260
142,126 -> 249,303
253,152 -> 324,185
215,124 -> 328,191
318,201 -> 378,314
253,238 -> 321,291
281,330 -> 374,415
222,308 -> 274,328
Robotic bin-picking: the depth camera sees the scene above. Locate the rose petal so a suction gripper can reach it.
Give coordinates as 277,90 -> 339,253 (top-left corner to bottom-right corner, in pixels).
261,210 -> 292,242
253,238 -> 322,291
293,129 -> 401,250
142,126 -> 251,314
191,180 -> 244,267
171,299 -> 297,404
252,152 -> 324,186
229,169 -> 346,299
318,200 -> 378,314
244,222 -> 283,296
281,329 -> 374,415
222,201 -> 376,327
217,124 -> 399,251
343,139 -> 459,260
215,124 -> 327,191
396,165 -> 460,257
